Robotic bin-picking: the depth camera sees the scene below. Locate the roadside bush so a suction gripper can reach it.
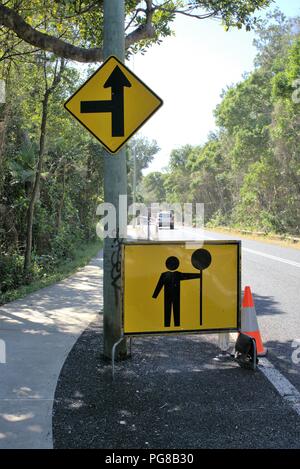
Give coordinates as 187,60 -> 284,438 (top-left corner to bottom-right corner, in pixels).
50,225 -> 85,264
0,252 -> 25,292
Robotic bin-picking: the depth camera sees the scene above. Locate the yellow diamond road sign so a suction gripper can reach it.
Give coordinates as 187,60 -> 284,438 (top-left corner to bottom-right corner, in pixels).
64,56 -> 163,153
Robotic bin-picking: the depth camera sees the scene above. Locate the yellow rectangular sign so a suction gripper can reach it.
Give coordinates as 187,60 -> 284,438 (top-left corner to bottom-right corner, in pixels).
123,241 -> 241,335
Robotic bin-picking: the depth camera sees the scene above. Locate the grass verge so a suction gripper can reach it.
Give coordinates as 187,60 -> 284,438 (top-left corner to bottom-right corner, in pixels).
0,240 -> 102,306
208,226 -> 300,250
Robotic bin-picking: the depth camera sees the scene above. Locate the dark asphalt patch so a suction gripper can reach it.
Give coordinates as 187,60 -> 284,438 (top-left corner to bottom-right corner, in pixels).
52,317 -> 300,449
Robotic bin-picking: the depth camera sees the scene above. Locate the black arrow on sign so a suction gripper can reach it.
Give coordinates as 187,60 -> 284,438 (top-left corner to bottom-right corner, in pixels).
80,65 -> 132,137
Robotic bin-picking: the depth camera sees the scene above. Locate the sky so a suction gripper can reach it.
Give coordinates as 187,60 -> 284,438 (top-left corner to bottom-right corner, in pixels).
126,0 -> 300,174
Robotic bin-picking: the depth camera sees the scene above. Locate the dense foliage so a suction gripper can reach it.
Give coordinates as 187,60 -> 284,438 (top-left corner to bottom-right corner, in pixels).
0,0 -> 282,298
0,1 -> 272,62
142,12 -> 300,235
0,58 -> 105,294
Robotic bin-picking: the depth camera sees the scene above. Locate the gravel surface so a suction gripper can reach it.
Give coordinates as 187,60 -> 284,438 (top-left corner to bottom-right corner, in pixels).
52,315 -> 300,449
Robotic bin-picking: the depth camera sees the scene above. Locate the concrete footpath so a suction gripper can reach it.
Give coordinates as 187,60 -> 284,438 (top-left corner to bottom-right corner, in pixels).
0,254 -> 102,448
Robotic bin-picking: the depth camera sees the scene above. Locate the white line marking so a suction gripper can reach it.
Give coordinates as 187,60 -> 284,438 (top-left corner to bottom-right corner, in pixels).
259,358 -> 300,416
204,233 -> 300,268
205,236 -> 300,268
243,248 -> 300,268
149,229 -> 300,268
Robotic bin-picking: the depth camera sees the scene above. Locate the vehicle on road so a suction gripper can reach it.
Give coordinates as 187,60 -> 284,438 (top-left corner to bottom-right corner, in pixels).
156,210 -> 174,230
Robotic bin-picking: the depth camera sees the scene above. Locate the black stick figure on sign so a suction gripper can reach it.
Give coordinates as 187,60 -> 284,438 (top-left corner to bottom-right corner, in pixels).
191,249 -> 212,326
152,256 -> 201,327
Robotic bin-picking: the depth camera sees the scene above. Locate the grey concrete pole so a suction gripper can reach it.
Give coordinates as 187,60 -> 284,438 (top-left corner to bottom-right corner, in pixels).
103,0 -> 127,359
133,142 -> 137,207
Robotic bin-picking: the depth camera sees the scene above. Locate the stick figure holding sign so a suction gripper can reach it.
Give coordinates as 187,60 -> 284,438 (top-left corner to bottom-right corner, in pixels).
152,256 -> 202,327
152,249 -> 212,328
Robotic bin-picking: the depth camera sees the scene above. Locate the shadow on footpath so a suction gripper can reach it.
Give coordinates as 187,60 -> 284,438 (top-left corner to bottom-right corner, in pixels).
0,254 -> 103,335
52,319 -> 300,449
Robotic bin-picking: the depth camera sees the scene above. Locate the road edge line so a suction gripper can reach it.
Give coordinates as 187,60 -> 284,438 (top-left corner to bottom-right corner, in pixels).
259,357 -> 300,417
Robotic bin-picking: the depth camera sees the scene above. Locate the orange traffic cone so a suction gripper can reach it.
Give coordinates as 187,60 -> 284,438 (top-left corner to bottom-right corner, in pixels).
240,286 -> 267,356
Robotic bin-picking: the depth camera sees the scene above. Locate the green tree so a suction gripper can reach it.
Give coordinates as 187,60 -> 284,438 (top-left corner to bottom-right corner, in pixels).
0,57 -> 105,293
0,1 -> 273,63
24,56 -> 66,275
127,136 -> 160,204
188,137 -> 232,222
141,171 -> 167,204
142,11 -> 300,234
164,145 -> 194,204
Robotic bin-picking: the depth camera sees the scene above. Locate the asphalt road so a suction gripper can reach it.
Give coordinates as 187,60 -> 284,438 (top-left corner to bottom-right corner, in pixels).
147,225 -> 300,394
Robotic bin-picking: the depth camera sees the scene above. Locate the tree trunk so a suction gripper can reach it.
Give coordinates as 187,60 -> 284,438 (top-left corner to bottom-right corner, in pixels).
23,90 -> 49,275
0,101 -> 9,195
0,111 -> 6,167
56,163 -> 65,230
23,58 -> 65,275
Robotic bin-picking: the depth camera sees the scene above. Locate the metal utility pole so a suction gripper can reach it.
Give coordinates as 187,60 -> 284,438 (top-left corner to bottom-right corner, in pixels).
103,0 -> 127,359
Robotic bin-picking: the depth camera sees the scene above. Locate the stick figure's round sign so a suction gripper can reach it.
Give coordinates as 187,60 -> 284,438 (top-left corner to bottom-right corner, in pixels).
123,241 -> 241,335
191,249 -> 212,270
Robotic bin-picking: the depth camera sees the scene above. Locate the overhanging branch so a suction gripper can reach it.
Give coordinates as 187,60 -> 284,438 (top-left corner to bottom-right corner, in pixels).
0,3 -> 156,63
0,4 -> 104,62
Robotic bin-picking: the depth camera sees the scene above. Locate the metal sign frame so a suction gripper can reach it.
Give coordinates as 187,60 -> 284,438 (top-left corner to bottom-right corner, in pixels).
121,240 -> 241,336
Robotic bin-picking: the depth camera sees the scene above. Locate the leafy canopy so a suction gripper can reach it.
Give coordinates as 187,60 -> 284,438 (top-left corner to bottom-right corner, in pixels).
0,0 -> 273,63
